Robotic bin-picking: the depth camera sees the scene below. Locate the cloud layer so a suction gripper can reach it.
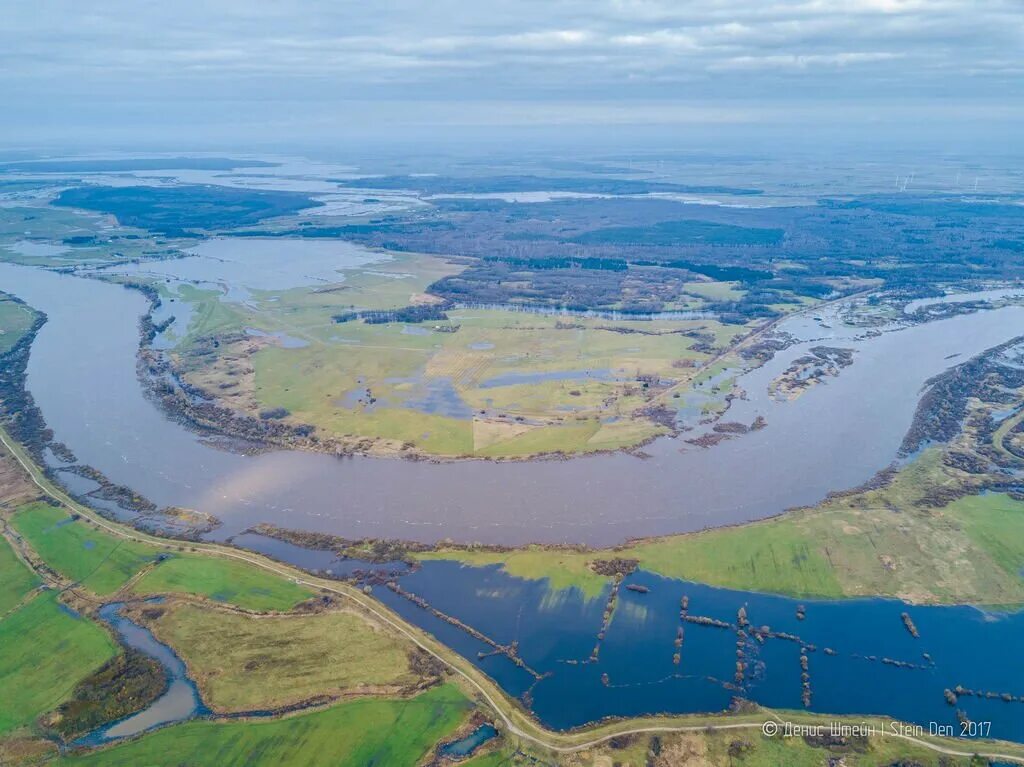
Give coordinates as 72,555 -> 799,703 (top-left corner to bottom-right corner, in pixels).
2,1 -> 1021,146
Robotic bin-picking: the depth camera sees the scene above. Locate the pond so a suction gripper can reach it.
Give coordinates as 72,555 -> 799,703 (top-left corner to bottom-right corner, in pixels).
437,723 -> 498,759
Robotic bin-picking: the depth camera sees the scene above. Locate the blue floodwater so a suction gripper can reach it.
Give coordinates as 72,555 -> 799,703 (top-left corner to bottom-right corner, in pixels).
438,723 -> 499,758
373,561 -> 1024,742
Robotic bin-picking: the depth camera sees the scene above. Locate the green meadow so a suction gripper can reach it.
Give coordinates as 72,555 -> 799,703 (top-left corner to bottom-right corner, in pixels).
0,591 -> 117,735
59,684 -> 471,767
132,554 -> 313,612
12,502 -> 160,596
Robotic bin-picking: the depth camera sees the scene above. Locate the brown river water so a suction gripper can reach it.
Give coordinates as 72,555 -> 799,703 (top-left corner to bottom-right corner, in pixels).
2,261 -> 1022,546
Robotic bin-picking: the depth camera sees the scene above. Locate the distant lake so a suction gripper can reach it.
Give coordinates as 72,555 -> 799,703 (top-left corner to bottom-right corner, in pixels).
94,237 -> 388,303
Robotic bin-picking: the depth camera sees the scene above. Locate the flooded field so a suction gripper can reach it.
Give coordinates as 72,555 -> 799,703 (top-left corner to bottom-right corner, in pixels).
377,560 -> 1024,741
2,260 -> 1023,545
93,237 -> 390,304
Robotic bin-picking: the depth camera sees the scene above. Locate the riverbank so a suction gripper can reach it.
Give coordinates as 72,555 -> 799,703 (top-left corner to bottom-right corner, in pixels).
9,259 -> 1024,546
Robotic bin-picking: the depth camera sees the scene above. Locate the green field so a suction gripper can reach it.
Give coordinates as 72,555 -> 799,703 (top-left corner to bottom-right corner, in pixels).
147,602 -> 418,712
462,753 -> 512,767
59,684 -> 471,767
12,503 -> 160,595
156,251 -> 749,457
0,534 -> 39,614
951,493 -> 1024,578
132,554 -> 312,611
682,280 -> 746,301
625,519 -> 845,597
0,591 -> 117,735
176,284 -> 247,342
0,293 -> 36,354
424,514 -> 844,601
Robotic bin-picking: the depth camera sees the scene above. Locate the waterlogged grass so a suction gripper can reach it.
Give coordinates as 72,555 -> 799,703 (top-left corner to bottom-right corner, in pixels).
59,684 -> 471,767
419,546 -> 611,600
426,521 -> 843,600
950,493 -> 1024,577
0,534 -> 39,614
148,602 -> 418,712
132,554 -> 312,611
0,592 -> 117,735
11,502 -> 159,595
249,313 -> 690,457
626,521 -> 845,598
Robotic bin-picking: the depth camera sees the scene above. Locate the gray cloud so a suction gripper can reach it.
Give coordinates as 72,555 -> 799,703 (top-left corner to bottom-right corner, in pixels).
2,1 -> 1021,147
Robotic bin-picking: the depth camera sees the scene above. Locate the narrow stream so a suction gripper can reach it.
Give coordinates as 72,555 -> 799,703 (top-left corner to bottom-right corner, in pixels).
73,601 -> 207,747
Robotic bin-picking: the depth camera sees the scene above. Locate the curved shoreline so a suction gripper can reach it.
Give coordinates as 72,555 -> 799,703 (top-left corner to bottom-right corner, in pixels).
5,260 -> 1024,548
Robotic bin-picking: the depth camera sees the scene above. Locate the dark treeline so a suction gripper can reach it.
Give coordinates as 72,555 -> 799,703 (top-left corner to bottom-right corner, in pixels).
902,336 -> 1024,455
0,299 -> 51,465
333,302 -> 452,325
53,185 -> 322,235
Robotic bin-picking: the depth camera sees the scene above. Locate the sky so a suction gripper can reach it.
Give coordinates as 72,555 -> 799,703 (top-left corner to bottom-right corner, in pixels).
2,0 -> 1022,152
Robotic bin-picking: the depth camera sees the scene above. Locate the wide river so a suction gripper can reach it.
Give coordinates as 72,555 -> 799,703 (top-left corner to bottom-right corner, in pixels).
2,261 -> 1023,546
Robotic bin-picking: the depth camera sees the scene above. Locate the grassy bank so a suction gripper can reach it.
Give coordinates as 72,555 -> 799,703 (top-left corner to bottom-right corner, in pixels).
131,554 -> 312,612
0,293 -> 37,355
474,724 -> 982,767
144,601 -> 420,712
10,500 -> 312,610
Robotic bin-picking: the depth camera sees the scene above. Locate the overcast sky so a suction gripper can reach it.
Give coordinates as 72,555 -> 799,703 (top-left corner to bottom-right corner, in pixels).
3,0 -> 1022,151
